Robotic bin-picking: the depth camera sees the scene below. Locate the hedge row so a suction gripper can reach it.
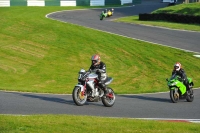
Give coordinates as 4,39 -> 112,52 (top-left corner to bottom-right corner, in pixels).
139,13 -> 200,24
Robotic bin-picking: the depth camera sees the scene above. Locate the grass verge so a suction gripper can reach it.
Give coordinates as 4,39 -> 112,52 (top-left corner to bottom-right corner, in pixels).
0,115 -> 200,133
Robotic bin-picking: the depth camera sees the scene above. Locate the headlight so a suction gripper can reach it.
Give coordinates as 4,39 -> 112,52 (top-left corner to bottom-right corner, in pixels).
169,82 -> 177,86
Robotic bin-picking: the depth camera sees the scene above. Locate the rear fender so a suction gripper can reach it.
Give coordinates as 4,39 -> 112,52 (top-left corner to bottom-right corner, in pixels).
187,78 -> 193,84
105,78 -> 113,85
190,82 -> 194,86
187,77 -> 194,87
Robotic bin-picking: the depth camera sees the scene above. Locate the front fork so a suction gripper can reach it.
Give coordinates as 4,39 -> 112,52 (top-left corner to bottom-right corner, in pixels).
75,84 -> 86,96
174,88 -> 179,98
170,87 -> 179,98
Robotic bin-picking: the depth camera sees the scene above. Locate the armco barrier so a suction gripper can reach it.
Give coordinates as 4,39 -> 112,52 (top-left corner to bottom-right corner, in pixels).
0,0 -> 10,6
27,0 -> 45,6
90,0 -> 104,6
0,0 -> 140,6
139,13 -> 200,24
121,0 -> 132,5
10,0 -> 27,6
60,0 -> 76,6
46,0 -> 60,6
105,0 -> 120,5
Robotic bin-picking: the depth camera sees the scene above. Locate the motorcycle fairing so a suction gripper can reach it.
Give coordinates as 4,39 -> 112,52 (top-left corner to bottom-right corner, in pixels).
168,76 -> 186,95
88,73 -> 98,79
175,81 -> 186,95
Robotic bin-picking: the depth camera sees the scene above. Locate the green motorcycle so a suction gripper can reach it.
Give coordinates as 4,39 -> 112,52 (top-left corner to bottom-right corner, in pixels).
99,11 -> 107,20
99,9 -> 114,20
166,75 -> 194,103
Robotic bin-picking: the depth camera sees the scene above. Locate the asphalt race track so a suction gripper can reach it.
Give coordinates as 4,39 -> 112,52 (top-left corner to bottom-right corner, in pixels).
1,1 -> 200,121
1,90 -> 200,119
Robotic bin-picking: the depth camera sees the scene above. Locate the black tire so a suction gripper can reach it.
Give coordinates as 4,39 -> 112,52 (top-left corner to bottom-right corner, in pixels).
102,87 -> 115,107
100,15 -> 104,20
72,86 -> 87,106
170,89 -> 179,103
186,89 -> 194,102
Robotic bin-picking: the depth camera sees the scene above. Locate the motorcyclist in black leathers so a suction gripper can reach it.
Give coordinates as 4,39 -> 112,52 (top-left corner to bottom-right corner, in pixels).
89,54 -> 109,95
172,62 -> 190,91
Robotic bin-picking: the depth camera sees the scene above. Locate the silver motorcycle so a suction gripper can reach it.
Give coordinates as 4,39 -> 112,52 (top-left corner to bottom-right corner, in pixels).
72,68 -> 115,107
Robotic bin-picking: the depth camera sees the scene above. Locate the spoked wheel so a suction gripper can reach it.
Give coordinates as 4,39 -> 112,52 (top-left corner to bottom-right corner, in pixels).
72,86 -> 87,106
170,89 -> 179,103
102,87 -> 115,107
186,89 -> 194,102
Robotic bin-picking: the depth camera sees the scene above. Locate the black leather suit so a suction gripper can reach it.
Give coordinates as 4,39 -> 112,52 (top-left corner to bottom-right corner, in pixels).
89,61 -> 107,90
172,68 -> 189,90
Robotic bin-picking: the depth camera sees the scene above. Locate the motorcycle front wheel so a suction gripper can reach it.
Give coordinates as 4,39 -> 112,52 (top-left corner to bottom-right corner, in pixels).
102,87 -> 115,107
72,86 -> 87,106
170,89 -> 179,103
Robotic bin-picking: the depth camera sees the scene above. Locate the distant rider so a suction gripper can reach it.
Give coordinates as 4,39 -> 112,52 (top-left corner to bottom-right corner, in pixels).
104,9 -> 107,14
172,62 -> 190,91
89,54 -> 109,95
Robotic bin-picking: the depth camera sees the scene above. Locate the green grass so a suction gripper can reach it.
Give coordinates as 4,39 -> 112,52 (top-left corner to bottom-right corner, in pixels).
115,3 -> 200,32
152,3 -> 200,16
0,115 -> 200,133
0,6 -> 200,94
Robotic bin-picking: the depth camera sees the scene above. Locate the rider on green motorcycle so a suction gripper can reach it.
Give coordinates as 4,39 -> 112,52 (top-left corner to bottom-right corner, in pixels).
172,62 -> 190,91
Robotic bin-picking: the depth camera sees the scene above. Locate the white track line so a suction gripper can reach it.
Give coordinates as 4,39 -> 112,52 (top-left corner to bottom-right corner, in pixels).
2,114 -> 200,123
134,118 -> 200,123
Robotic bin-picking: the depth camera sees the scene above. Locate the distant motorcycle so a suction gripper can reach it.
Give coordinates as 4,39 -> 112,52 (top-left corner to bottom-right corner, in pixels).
166,74 -> 194,103
72,69 -> 115,107
99,8 -> 114,20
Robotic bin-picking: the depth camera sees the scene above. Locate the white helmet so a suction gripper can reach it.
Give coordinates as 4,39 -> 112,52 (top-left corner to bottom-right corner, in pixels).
174,62 -> 181,71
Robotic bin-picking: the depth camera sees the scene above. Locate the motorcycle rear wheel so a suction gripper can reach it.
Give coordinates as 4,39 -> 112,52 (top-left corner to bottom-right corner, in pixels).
72,86 -> 87,106
170,89 -> 179,103
102,87 -> 115,107
186,89 -> 194,102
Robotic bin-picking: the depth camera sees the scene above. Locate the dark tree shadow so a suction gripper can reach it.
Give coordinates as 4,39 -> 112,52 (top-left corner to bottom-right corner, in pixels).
21,93 -> 106,107
7,92 -> 107,107
21,93 -> 74,105
119,94 -> 171,103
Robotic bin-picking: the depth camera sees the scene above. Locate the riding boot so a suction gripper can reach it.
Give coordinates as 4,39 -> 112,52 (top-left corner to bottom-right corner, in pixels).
99,81 -> 108,95
104,87 -> 109,95
184,80 -> 190,91
102,84 -> 109,95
